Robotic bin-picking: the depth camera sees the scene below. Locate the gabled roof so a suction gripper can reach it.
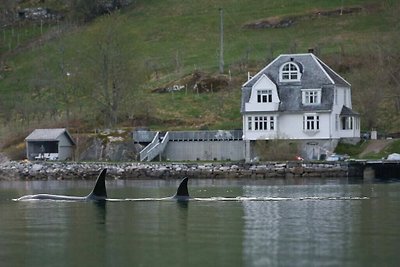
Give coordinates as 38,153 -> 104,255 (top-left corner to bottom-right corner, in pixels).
26,128 -> 75,145
241,53 -> 351,113
243,53 -> 350,88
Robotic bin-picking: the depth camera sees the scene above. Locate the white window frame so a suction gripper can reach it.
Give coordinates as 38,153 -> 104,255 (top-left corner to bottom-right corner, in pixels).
247,116 -> 275,131
247,117 -> 252,130
341,116 -> 353,130
279,62 -> 301,82
303,114 -> 320,131
270,116 -> 275,130
257,90 -> 273,103
335,114 -> 339,131
302,89 -> 321,105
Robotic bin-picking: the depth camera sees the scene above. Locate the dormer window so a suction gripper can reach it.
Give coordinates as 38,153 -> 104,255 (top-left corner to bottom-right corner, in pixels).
257,90 -> 272,103
280,62 -> 301,82
302,89 -> 321,105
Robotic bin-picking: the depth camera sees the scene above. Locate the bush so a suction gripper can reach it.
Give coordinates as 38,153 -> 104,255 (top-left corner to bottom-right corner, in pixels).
255,140 -> 300,161
334,140 -> 366,157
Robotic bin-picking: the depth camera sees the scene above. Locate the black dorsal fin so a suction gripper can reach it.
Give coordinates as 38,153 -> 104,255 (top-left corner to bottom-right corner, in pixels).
88,168 -> 107,200
174,177 -> 189,199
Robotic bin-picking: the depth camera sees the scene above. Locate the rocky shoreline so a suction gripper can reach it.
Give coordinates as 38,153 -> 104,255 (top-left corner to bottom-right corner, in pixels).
0,161 -> 349,180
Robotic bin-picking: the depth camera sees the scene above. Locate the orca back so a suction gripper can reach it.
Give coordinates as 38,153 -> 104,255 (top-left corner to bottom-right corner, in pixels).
173,177 -> 189,200
87,168 -> 107,200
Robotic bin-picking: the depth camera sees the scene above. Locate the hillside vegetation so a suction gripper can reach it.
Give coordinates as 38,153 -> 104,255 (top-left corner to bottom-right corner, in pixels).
0,0 -> 399,146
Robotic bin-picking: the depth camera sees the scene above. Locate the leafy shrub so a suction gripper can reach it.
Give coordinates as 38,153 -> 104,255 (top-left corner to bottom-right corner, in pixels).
255,140 -> 300,161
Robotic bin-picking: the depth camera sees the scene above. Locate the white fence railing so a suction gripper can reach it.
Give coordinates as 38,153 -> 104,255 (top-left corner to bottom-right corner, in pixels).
139,132 -> 159,161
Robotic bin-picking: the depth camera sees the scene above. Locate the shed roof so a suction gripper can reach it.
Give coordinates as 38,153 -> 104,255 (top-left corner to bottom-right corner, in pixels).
25,128 -> 75,145
340,105 -> 359,116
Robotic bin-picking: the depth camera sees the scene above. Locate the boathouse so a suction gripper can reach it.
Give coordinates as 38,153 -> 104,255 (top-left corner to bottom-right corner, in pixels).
25,128 -> 75,161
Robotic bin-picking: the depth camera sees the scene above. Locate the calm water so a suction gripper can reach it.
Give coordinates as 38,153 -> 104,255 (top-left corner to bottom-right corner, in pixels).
1,177 -> 400,267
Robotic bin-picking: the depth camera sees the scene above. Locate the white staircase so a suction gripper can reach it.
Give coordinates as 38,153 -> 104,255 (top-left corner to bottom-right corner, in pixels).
139,132 -> 170,161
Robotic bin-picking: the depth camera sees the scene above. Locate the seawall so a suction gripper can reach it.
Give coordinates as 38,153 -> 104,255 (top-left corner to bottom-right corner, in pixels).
0,161 -> 349,180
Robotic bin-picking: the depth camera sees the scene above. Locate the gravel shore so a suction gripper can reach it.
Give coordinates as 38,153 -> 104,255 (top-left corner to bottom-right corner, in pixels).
0,161 -> 349,180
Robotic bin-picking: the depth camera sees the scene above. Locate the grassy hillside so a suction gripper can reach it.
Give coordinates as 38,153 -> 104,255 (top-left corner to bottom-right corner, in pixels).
335,139 -> 400,159
0,0 -> 399,144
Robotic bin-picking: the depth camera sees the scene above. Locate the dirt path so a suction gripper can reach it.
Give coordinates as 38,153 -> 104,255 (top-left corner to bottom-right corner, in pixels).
359,139 -> 394,157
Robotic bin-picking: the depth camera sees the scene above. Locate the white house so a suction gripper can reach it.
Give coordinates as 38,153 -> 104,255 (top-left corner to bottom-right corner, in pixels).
241,53 -> 360,161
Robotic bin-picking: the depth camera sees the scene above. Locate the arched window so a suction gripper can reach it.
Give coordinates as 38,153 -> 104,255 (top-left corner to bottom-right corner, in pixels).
280,62 -> 301,82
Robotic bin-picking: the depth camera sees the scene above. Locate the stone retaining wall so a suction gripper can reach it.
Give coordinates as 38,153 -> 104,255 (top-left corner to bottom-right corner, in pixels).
0,161 -> 349,180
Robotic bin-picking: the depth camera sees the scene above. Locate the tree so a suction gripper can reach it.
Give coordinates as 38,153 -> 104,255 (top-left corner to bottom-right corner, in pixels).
78,15 -> 145,127
349,0 -> 400,133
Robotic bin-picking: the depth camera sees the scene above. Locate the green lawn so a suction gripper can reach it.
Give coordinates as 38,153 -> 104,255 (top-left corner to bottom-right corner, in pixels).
0,0 -> 396,135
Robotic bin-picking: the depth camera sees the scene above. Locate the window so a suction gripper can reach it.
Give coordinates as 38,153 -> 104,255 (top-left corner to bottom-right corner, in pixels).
341,116 -> 353,130
302,89 -> 321,105
248,116 -> 275,131
270,116 -> 274,130
280,62 -> 301,82
303,114 -> 320,131
257,90 -> 273,103
255,116 -> 267,130
255,116 -> 263,130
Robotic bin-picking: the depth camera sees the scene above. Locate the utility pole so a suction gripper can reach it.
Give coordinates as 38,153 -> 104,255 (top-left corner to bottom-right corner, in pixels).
340,0 -> 344,15
219,8 -> 224,74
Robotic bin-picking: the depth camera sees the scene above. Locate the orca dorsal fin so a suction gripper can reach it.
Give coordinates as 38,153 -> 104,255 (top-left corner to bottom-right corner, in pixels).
173,177 -> 189,199
87,168 -> 107,200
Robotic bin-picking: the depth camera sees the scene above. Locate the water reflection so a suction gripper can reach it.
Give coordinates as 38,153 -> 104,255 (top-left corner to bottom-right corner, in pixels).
1,179 -> 400,267
93,201 -> 107,225
242,185 -> 359,267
